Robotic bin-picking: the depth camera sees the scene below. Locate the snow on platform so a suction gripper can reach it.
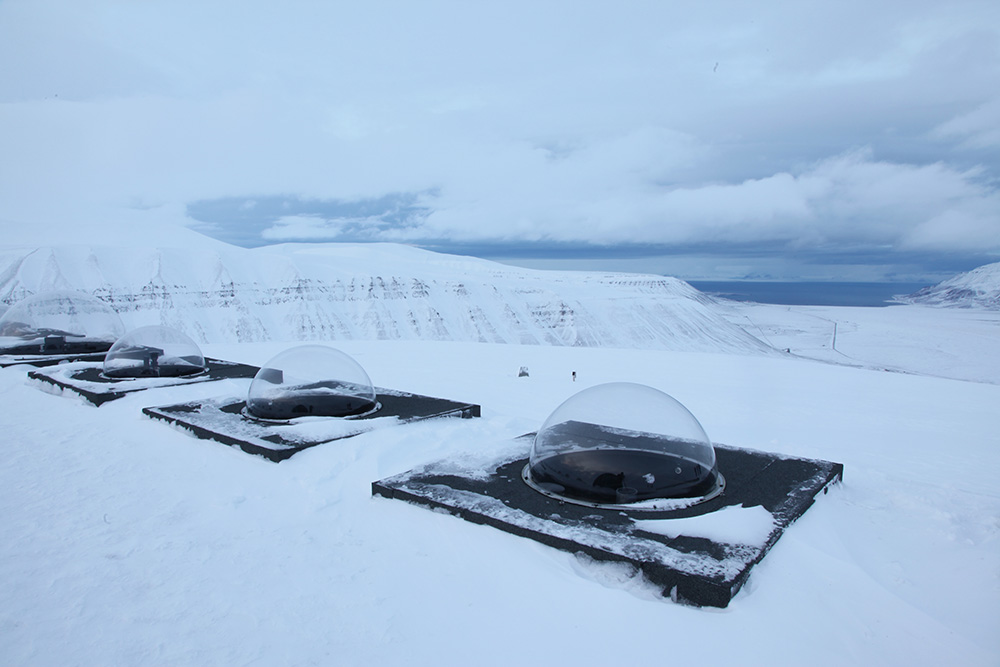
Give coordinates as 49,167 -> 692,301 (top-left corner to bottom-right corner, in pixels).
27,358 -> 259,406
144,388 -> 480,462
373,436 -> 842,608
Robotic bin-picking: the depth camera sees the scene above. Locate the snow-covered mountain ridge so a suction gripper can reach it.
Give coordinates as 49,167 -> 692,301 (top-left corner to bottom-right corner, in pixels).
0,241 -> 774,354
896,261 -> 1000,309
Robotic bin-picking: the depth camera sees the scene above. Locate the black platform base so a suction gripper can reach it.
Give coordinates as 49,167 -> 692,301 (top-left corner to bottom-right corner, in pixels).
372,437 -> 842,608
26,358 -> 259,406
144,390 -> 482,462
0,351 -> 110,369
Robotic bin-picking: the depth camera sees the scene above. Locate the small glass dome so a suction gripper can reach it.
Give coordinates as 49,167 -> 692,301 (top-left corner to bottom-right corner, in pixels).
524,382 -> 724,509
246,345 -> 379,420
103,325 -> 207,379
0,291 -> 125,355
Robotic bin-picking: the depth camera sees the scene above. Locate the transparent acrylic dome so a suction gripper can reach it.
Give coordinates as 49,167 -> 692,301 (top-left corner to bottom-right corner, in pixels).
103,325 -> 207,379
524,382 -> 723,508
0,291 -> 125,355
246,345 -> 378,420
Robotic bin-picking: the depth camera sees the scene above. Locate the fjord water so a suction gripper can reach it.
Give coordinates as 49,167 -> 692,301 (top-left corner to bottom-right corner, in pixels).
687,281 -> 930,307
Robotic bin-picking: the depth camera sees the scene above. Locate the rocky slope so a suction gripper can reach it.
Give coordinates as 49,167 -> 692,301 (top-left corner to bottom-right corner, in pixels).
0,241 -> 774,354
895,262 -> 1000,309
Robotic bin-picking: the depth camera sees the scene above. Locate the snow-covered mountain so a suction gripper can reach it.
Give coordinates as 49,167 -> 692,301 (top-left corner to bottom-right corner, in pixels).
895,262 -> 1000,309
0,240 -> 774,354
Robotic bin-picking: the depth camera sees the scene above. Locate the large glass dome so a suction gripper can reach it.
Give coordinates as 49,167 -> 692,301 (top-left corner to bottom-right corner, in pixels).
0,291 -> 125,355
246,345 -> 379,420
524,382 -> 724,509
103,325 -> 207,378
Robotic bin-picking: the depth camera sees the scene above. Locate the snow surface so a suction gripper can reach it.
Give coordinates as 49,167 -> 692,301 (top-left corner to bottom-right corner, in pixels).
1,240 -> 999,665
715,300 -> 1000,385
635,505 -> 777,547
2,311 -> 999,665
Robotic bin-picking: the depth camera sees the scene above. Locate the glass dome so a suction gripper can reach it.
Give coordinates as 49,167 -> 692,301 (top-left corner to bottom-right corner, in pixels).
103,325 -> 207,379
246,345 -> 378,420
0,291 -> 125,355
524,382 -> 723,508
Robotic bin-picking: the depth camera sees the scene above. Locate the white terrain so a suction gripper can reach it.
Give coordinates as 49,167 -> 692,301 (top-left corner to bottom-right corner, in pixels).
895,261 -> 1000,309
0,238 -> 772,354
1,228 -> 998,665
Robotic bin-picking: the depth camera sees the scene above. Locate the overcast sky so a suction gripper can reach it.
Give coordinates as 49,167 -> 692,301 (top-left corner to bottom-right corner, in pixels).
2,0 -> 998,280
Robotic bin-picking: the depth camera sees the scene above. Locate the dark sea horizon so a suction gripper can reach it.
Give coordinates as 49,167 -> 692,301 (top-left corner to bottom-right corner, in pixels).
686,281 -> 931,307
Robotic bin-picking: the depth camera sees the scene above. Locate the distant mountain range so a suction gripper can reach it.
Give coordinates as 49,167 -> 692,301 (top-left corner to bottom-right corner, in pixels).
0,240 -> 776,354
895,262 -> 1000,309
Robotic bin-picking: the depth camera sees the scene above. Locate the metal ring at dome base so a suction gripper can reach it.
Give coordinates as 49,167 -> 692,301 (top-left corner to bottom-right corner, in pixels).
240,401 -> 382,425
100,367 -> 210,381
521,463 -> 725,514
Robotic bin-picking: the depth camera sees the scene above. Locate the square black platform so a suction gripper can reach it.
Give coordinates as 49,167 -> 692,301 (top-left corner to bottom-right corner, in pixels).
144,390 -> 481,462
372,437 -> 842,608
0,351 -> 110,369
26,358 -> 260,406
0,335 -> 119,368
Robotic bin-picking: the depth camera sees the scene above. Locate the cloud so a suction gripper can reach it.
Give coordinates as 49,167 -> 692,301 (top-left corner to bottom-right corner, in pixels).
261,215 -> 342,241
1,0 -> 998,277
192,147 -> 999,258
393,148 -> 999,255
932,98 -> 1000,149
260,212 -> 416,241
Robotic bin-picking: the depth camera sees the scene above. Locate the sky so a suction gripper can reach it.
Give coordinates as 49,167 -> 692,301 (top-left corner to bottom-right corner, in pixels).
1,0 -> 999,281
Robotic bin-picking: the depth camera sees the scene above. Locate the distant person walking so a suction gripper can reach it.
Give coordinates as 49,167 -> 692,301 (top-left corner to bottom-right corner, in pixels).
571,371 -> 576,382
